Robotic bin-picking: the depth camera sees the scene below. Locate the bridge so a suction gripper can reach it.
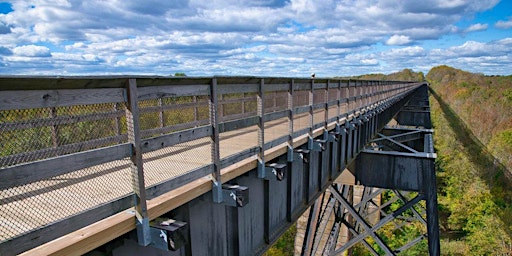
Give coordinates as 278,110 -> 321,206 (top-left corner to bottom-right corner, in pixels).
0,77 -> 439,255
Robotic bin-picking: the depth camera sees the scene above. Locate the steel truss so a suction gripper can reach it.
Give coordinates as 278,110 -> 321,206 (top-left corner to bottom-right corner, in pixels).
300,85 -> 440,256
301,184 -> 431,255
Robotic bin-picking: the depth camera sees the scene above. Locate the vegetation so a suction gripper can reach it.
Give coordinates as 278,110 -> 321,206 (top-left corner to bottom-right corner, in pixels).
264,224 -> 296,256
427,65 -> 512,170
347,66 -> 512,255
355,68 -> 425,82
427,65 -> 512,255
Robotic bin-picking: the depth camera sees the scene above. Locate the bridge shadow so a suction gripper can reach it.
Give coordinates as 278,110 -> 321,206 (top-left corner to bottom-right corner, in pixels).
429,87 -> 512,236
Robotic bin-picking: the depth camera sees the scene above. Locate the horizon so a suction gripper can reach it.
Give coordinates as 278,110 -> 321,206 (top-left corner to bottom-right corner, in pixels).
0,1 -> 511,77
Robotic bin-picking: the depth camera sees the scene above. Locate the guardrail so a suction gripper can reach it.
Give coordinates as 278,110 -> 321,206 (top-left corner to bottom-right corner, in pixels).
0,76 -> 421,254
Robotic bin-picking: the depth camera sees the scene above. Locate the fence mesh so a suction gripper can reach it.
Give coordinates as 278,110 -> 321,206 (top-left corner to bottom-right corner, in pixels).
219,91 -> 258,159
264,90 -> 289,143
293,89 -> 310,133
140,95 -> 212,187
0,102 -> 130,243
313,87 -> 326,126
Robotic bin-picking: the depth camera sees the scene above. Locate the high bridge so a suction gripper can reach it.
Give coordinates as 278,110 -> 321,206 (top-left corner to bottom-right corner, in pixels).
0,77 -> 439,256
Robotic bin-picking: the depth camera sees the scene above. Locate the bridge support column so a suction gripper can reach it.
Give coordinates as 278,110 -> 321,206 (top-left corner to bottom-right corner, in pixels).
299,84 -> 440,255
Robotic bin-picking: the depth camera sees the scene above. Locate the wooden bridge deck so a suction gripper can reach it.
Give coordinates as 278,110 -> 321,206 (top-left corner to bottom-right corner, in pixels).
0,112 -> 321,242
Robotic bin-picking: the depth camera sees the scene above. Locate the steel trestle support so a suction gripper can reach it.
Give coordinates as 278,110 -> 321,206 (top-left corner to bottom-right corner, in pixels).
299,84 -> 440,256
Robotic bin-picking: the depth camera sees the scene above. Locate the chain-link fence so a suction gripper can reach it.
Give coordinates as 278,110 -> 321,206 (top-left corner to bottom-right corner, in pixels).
0,99 -> 130,245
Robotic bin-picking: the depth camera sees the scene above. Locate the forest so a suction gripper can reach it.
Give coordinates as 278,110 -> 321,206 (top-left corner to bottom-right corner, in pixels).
427,66 -> 512,255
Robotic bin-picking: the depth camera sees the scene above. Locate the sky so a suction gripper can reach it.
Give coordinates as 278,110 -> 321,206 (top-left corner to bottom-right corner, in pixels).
0,0 -> 511,77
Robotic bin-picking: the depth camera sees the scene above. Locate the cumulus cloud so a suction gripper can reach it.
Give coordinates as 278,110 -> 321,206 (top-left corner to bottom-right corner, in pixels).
0,0 -> 509,75
464,23 -> 488,33
12,45 -> 51,57
495,18 -> 512,29
386,35 -> 412,45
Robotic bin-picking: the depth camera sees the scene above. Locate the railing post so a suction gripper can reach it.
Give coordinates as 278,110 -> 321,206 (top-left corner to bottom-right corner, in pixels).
337,80 -> 342,123
257,78 -> 266,178
158,98 -> 164,132
308,77 -> 314,150
50,107 -> 60,150
114,103 -> 122,136
210,78 -> 223,203
126,78 -> 151,246
324,80 -> 329,132
287,79 -> 294,162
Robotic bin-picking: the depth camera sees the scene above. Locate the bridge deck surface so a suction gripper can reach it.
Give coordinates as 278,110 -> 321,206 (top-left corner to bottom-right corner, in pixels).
0,111 -> 327,242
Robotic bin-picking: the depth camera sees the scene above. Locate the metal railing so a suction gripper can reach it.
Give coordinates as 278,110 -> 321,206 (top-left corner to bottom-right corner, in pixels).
0,76 -> 421,254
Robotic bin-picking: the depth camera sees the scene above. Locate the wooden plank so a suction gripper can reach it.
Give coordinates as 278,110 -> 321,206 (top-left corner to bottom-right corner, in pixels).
263,83 -> 289,92
217,83 -> 258,94
0,143 -> 131,190
140,120 -> 209,138
0,88 -> 125,110
219,96 -> 254,105
146,164 -> 213,199
17,208 -> 137,256
0,77 -> 129,90
135,77 -> 212,87
293,82 -> 310,91
263,109 -> 288,123
140,126 -> 211,153
220,146 -> 259,169
218,116 -> 258,133
313,82 -> 327,90
294,105 -> 310,115
220,111 -> 257,123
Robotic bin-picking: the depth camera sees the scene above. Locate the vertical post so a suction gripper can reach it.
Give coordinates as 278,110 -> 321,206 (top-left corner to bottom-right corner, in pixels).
126,78 -> 151,246
241,92 -> 245,117
426,171 -> 440,256
302,197 -> 322,256
257,78 -> 266,178
324,80 -> 329,131
158,98 -> 164,134
308,78 -> 314,150
337,80 -> 342,123
114,103 -> 122,136
286,79 -> 295,222
193,95 -> 198,123
50,107 -> 60,150
287,79 -> 294,161
210,78 -> 223,203
218,93 -> 224,122
425,134 -> 440,256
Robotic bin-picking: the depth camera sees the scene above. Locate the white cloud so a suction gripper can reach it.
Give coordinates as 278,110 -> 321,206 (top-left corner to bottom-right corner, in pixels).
383,46 -> 426,58
464,23 -> 488,33
360,59 -> 379,65
495,18 -> 512,29
12,45 -> 51,57
386,35 -> 412,46
0,0 -> 509,76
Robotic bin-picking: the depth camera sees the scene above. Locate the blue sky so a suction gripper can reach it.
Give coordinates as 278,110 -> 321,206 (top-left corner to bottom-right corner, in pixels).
0,0 -> 511,77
